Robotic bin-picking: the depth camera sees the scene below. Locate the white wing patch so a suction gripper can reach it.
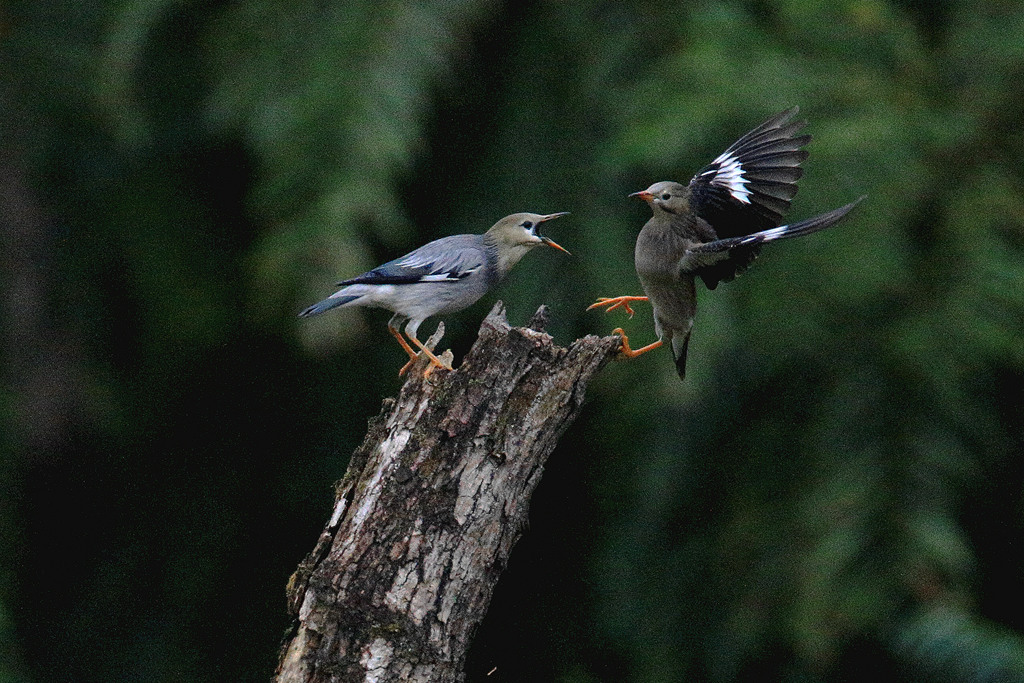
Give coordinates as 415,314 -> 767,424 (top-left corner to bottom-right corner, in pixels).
754,225 -> 789,241
686,223 -> 789,254
726,225 -> 791,247
709,151 -> 751,204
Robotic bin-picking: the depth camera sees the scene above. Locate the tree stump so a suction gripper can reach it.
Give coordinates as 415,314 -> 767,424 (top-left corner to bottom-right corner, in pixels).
276,302 -> 620,683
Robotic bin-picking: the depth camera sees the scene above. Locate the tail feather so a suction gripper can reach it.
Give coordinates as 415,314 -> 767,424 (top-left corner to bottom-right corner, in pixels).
298,293 -> 360,318
672,333 -> 690,380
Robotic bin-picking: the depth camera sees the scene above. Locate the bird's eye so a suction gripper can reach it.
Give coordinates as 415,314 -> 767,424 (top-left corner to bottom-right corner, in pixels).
522,221 -> 534,229
661,193 -> 671,201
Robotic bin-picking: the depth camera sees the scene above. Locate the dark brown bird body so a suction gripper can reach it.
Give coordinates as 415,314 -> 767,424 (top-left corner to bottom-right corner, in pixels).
592,107 -> 864,379
633,197 -> 708,377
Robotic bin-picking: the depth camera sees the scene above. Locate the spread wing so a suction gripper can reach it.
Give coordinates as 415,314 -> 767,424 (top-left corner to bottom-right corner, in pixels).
686,107 -> 810,239
688,198 -> 865,255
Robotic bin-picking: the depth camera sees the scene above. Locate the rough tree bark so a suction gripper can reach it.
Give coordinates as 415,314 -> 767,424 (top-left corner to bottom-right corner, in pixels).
276,302 -> 620,683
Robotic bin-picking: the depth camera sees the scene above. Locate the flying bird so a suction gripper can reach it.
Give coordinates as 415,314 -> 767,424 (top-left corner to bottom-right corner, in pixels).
301,212 -> 571,375
590,107 -> 863,379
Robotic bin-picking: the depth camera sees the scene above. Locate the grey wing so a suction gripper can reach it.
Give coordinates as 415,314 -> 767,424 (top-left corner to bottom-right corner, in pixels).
338,235 -> 486,286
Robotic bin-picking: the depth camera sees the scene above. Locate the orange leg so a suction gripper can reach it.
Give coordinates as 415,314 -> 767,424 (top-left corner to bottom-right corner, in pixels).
587,295 -> 649,318
388,323 -> 418,360
389,324 -> 422,376
612,328 -> 663,358
408,334 -> 453,377
398,356 -> 417,377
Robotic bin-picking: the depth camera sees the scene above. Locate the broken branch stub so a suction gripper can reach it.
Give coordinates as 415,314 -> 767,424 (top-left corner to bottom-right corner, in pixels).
276,302 -> 619,683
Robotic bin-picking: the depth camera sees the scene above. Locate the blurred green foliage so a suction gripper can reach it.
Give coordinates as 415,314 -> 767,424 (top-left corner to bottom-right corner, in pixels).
3,0 -> 1024,681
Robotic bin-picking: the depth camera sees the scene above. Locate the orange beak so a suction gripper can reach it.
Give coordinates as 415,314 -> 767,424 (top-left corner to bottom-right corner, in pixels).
540,236 -> 571,255
628,190 -> 654,202
537,212 -> 571,255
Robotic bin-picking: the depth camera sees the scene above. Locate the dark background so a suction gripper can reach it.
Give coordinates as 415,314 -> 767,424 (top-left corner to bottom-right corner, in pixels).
3,1 -> 1024,680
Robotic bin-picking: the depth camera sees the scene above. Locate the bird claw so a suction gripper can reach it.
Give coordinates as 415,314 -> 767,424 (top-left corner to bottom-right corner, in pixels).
402,328 -> 453,378
398,351 -> 453,378
422,353 -> 454,378
610,327 -> 663,358
587,295 -> 649,318
394,322 -> 453,377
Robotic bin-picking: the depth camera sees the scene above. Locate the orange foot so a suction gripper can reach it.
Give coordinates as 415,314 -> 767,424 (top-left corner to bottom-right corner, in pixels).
389,325 -> 419,377
611,327 -> 663,358
587,295 -> 649,318
407,335 -> 454,378
390,326 -> 452,377
399,350 -> 452,377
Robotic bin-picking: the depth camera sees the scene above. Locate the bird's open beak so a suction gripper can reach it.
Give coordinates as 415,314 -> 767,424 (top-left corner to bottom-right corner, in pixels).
628,190 -> 654,202
540,236 -> 571,255
539,211 -> 570,222
537,212 -> 571,255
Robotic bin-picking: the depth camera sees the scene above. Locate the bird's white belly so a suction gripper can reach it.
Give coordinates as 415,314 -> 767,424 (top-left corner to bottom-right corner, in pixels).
372,281 -> 485,318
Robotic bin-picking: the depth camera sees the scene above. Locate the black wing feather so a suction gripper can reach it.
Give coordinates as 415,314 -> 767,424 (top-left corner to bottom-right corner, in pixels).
689,197 -> 865,255
687,107 -> 810,239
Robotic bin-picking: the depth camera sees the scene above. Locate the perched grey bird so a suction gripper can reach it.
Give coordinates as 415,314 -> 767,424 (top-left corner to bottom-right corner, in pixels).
590,107 -> 863,379
300,212 -> 570,374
